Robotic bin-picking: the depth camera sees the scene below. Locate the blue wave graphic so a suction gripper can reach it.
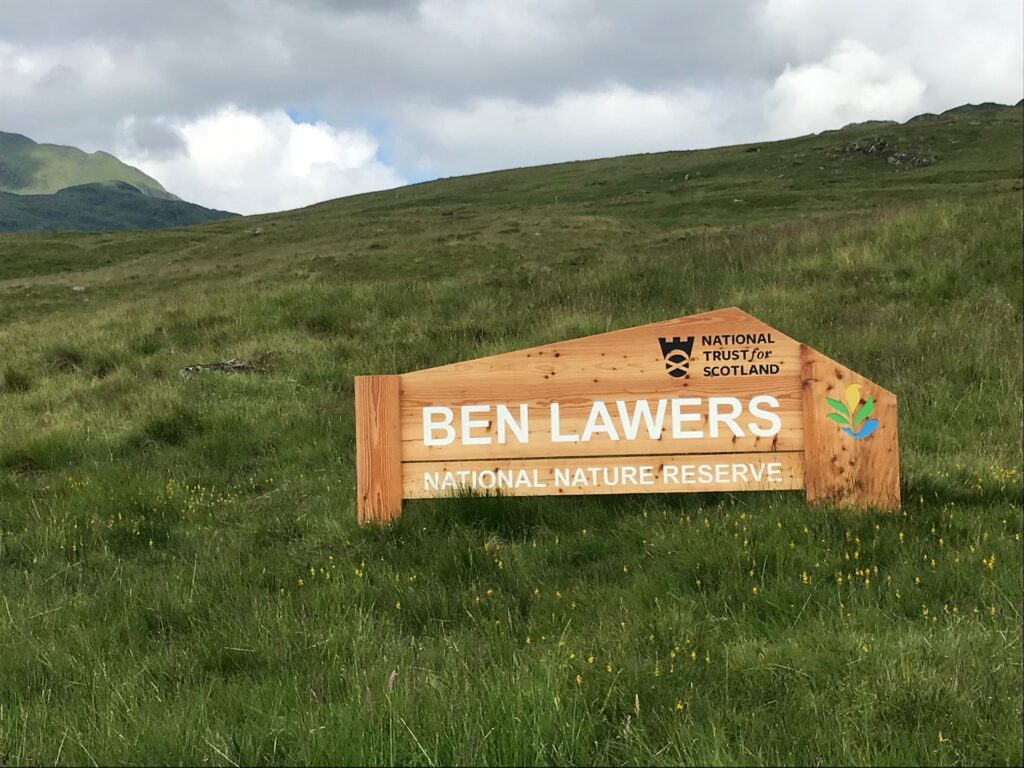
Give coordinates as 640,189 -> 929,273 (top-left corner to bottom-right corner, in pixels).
842,419 -> 878,440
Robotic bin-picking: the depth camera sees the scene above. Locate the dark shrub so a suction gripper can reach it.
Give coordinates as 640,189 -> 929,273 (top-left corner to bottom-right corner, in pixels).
0,366 -> 32,393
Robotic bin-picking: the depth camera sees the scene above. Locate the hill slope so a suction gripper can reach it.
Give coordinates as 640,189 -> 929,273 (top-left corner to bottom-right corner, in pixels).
0,130 -> 173,198
0,106 -> 1021,765
0,130 -> 238,231
0,181 -> 238,232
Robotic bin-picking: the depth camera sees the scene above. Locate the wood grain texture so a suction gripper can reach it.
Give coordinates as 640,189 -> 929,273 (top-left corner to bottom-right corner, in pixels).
403,307 -> 796,382
354,375 -> 403,524
403,451 -> 804,499
800,345 -> 900,510
400,307 -> 801,460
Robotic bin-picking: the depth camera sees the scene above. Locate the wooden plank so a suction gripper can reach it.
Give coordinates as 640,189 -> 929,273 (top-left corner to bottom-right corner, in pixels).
400,386 -> 803,460
403,307 -> 798,383
354,375 -> 403,524
400,338 -> 802,390
800,345 -> 900,510
399,306 -> 803,461
402,451 -> 804,499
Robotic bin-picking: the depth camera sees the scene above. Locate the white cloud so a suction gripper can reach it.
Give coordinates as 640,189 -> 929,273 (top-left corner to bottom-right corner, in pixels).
119,107 -> 404,214
395,85 -> 744,176
758,0 -> 1023,110
0,40 -> 155,101
765,40 -> 927,136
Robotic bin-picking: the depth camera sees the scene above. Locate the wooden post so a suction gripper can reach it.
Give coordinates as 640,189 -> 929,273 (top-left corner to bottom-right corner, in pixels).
800,345 -> 900,510
354,375 -> 403,524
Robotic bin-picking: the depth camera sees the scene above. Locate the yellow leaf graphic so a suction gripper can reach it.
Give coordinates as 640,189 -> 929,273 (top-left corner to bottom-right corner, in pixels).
844,384 -> 861,415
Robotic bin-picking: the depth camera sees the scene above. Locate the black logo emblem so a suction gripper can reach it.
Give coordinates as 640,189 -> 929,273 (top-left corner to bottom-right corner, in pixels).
658,336 -> 694,378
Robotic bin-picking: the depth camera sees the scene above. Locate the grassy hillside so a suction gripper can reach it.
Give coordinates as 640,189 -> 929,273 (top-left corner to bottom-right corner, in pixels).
0,131 -> 240,232
0,106 -> 1021,765
0,131 -> 174,199
0,181 -> 238,233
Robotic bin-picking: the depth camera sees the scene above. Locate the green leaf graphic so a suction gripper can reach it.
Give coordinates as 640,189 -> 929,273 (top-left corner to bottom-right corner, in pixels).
825,397 -> 849,417
853,395 -> 875,428
826,412 -> 850,426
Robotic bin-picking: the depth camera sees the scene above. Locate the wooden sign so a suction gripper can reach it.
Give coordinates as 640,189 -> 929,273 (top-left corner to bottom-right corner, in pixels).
355,307 -> 900,523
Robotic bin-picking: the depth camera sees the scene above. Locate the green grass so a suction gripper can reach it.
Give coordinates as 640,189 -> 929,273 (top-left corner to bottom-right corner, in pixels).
0,107 -> 1021,765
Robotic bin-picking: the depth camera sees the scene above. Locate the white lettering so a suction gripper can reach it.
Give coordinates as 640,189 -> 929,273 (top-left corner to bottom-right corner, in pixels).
582,400 -> 620,441
551,403 -> 580,442
423,407 -> 456,446
461,404 -> 491,445
748,395 -> 782,437
615,399 -> 667,440
497,403 -> 530,444
708,397 -> 744,438
424,395 -> 785,448
671,397 -> 704,439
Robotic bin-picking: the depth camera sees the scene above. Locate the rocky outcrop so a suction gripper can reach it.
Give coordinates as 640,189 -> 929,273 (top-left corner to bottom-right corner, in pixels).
832,138 -> 937,168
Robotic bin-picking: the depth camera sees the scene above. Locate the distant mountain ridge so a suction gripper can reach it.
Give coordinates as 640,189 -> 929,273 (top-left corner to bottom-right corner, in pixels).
837,100 -> 1022,130
0,131 -> 238,232
0,181 -> 238,233
0,131 -> 174,199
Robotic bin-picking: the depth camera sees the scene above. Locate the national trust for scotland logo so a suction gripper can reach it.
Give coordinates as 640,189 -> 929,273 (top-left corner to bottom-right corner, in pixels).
658,336 -> 695,379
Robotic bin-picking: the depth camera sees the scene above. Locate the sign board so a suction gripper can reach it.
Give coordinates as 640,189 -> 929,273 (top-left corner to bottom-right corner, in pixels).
354,307 -> 900,523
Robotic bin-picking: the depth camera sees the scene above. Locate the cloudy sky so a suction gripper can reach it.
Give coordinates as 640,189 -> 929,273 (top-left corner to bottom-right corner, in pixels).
2,0 -> 1021,214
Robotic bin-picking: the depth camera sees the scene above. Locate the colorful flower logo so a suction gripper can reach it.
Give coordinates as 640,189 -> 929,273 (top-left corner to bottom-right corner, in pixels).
825,383 -> 878,439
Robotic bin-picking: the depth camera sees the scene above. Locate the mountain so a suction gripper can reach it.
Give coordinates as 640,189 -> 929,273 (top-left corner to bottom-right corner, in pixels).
0,130 -> 237,231
940,101 -> 1016,116
0,103 -> 1021,765
907,100 -> 1021,123
0,181 -> 237,233
0,130 -> 174,198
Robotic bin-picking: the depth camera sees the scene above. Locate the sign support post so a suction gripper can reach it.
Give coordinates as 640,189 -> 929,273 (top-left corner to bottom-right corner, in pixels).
354,374 -> 403,524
